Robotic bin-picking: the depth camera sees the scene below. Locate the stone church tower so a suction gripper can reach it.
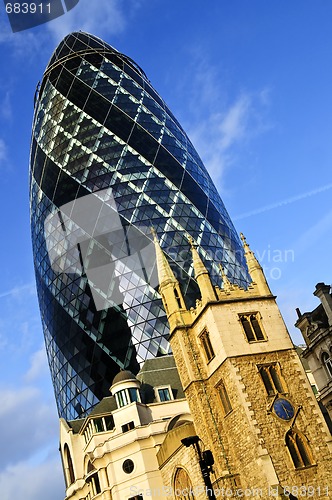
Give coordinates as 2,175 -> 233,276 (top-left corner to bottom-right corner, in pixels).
154,232 -> 332,498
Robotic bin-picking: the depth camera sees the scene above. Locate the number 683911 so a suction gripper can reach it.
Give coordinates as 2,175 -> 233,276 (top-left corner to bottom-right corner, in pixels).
5,3 -> 51,14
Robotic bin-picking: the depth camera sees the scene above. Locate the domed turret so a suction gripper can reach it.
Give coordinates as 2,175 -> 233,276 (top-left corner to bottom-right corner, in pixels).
110,370 -> 141,408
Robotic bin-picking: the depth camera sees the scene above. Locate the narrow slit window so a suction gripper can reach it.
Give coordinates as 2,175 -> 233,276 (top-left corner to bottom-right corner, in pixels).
174,287 -> 183,308
64,444 -> 75,486
217,380 -> 232,415
200,330 -> 215,362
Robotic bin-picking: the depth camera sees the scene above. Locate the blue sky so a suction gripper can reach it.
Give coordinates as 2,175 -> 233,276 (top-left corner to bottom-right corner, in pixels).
0,1 -> 331,498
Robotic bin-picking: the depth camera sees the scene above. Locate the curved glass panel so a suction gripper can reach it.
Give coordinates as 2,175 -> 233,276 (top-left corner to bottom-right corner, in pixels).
29,32 -> 249,420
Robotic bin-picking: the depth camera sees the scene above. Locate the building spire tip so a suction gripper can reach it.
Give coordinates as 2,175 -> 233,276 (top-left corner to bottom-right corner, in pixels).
150,226 -> 158,242
186,234 -> 195,248
240,232 -> 247,244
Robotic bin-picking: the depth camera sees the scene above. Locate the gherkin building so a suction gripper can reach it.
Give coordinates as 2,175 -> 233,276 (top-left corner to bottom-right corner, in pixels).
29,32 -> 249,420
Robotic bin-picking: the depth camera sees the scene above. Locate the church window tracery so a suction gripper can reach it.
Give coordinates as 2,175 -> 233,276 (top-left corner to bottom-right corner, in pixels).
239,313 -> 265,342
286,430 -> 314,469
173,468 -> 195,498
258,364 -> 286,395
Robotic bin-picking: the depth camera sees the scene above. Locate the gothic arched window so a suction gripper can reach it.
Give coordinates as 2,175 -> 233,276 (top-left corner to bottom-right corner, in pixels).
200,329 -> 215,363
217,379 -> 232,416
86,461 -> 101,496
174,468 -> 195,499
239,313 -> 265,342
286,430 -> 314,469
258,363 -> 286,395
64,444 -> 75,486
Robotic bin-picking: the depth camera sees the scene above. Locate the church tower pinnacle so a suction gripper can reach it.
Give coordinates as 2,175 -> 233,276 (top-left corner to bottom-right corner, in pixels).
240,233 -> 272,296
154,230 -> 332,495
188,236 -> 217,304
152,229 -> 191,330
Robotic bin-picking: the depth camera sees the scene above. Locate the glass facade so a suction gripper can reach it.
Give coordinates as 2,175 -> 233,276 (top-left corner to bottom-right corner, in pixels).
29,32 -> 249,420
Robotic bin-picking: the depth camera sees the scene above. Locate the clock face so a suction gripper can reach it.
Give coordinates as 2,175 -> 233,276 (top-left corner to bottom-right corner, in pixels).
273,398 -> 295,421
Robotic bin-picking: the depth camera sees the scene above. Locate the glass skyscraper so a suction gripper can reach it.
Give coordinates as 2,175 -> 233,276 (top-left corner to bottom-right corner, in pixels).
30,32 -> 249,420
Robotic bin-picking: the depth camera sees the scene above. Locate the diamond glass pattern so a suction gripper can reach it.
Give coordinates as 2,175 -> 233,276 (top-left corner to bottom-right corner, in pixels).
30,32 -> 249,420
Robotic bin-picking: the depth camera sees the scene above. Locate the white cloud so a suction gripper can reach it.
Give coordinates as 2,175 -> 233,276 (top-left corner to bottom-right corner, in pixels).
218,94 -> 251,150
186,89 -> 271,189
234,182 -> 332,221
0,0 -> 143,62
0,385 -> 58,469
0,16 -> 14,44
0,91 -> 12,121
0,458 -> 64,500
0,282 -> 36,300
0,282 -> 42,362
24,345 -> 49,382
0,139 -> 7,166
47,0 -> 134,44
0,17 -> 46,60
174,50 -> 272,191
292,209 -> 332,256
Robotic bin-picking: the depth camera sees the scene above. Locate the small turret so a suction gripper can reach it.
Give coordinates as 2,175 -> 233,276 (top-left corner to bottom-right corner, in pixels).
240,233 -> 272,296
188,236 -> 217,304
219,264 -> 235,293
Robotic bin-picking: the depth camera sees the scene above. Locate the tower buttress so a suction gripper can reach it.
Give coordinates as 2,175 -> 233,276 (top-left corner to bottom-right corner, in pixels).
156,232 -> 332,495
189,236 -> 217,304
240,233 -> 272,296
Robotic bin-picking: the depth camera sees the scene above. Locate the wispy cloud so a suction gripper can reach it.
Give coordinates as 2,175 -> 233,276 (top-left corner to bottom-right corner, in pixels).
176,50 -> 272,190
24,345 -> 49,383
234,182 -> 332,220
0,139 -> 7,166
0,16 -> 46,61
47,0 -> 134,44
0,282 -> 36,300
0,282 -> 41,359
292,208 -> 332,256
187,89 -> 271,189
275,285 -> 316,345
0,384 -> 58,468
0,91 -> 12,121
0,334 -> 62,500
0,457 -> 64,500
1,0 -> 144,62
